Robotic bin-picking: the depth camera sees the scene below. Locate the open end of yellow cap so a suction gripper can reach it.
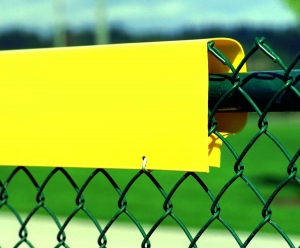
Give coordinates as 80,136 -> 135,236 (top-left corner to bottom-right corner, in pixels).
207,38 -> 248,168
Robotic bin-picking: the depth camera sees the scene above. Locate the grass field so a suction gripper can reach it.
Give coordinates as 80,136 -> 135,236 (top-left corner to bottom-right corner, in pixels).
0,113 -> 299,239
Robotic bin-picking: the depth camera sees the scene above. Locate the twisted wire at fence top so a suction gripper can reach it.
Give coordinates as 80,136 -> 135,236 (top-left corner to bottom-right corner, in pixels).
0,37 -> 299,248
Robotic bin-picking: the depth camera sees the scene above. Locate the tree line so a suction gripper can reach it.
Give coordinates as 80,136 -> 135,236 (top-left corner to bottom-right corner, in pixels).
0,26 -> 299,70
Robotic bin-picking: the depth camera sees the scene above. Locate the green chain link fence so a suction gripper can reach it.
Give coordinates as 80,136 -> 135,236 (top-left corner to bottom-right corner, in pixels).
0,37 -> 299,247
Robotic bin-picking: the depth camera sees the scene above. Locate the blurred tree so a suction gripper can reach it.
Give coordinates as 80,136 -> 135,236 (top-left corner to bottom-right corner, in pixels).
282,0 -> 300,20
0,31 -> 51,50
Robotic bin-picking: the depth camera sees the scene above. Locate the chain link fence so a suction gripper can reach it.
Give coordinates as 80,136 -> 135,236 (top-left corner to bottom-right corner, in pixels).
0,37 -> 299,247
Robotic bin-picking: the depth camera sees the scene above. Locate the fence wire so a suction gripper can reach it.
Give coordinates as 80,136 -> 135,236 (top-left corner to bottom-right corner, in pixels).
0,37 -> 299,247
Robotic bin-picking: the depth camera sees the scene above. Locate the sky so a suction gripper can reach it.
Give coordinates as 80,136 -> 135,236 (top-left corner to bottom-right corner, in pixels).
0,0 -> 298,35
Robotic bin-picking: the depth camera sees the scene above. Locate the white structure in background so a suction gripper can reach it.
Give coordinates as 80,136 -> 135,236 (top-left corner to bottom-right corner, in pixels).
96,0 -> 110,44
53,0 -> 67,47
52,0 -> 109,46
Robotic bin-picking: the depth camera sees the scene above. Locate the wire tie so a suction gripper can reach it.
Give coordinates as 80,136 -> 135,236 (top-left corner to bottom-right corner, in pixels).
142,156 -> 148,172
